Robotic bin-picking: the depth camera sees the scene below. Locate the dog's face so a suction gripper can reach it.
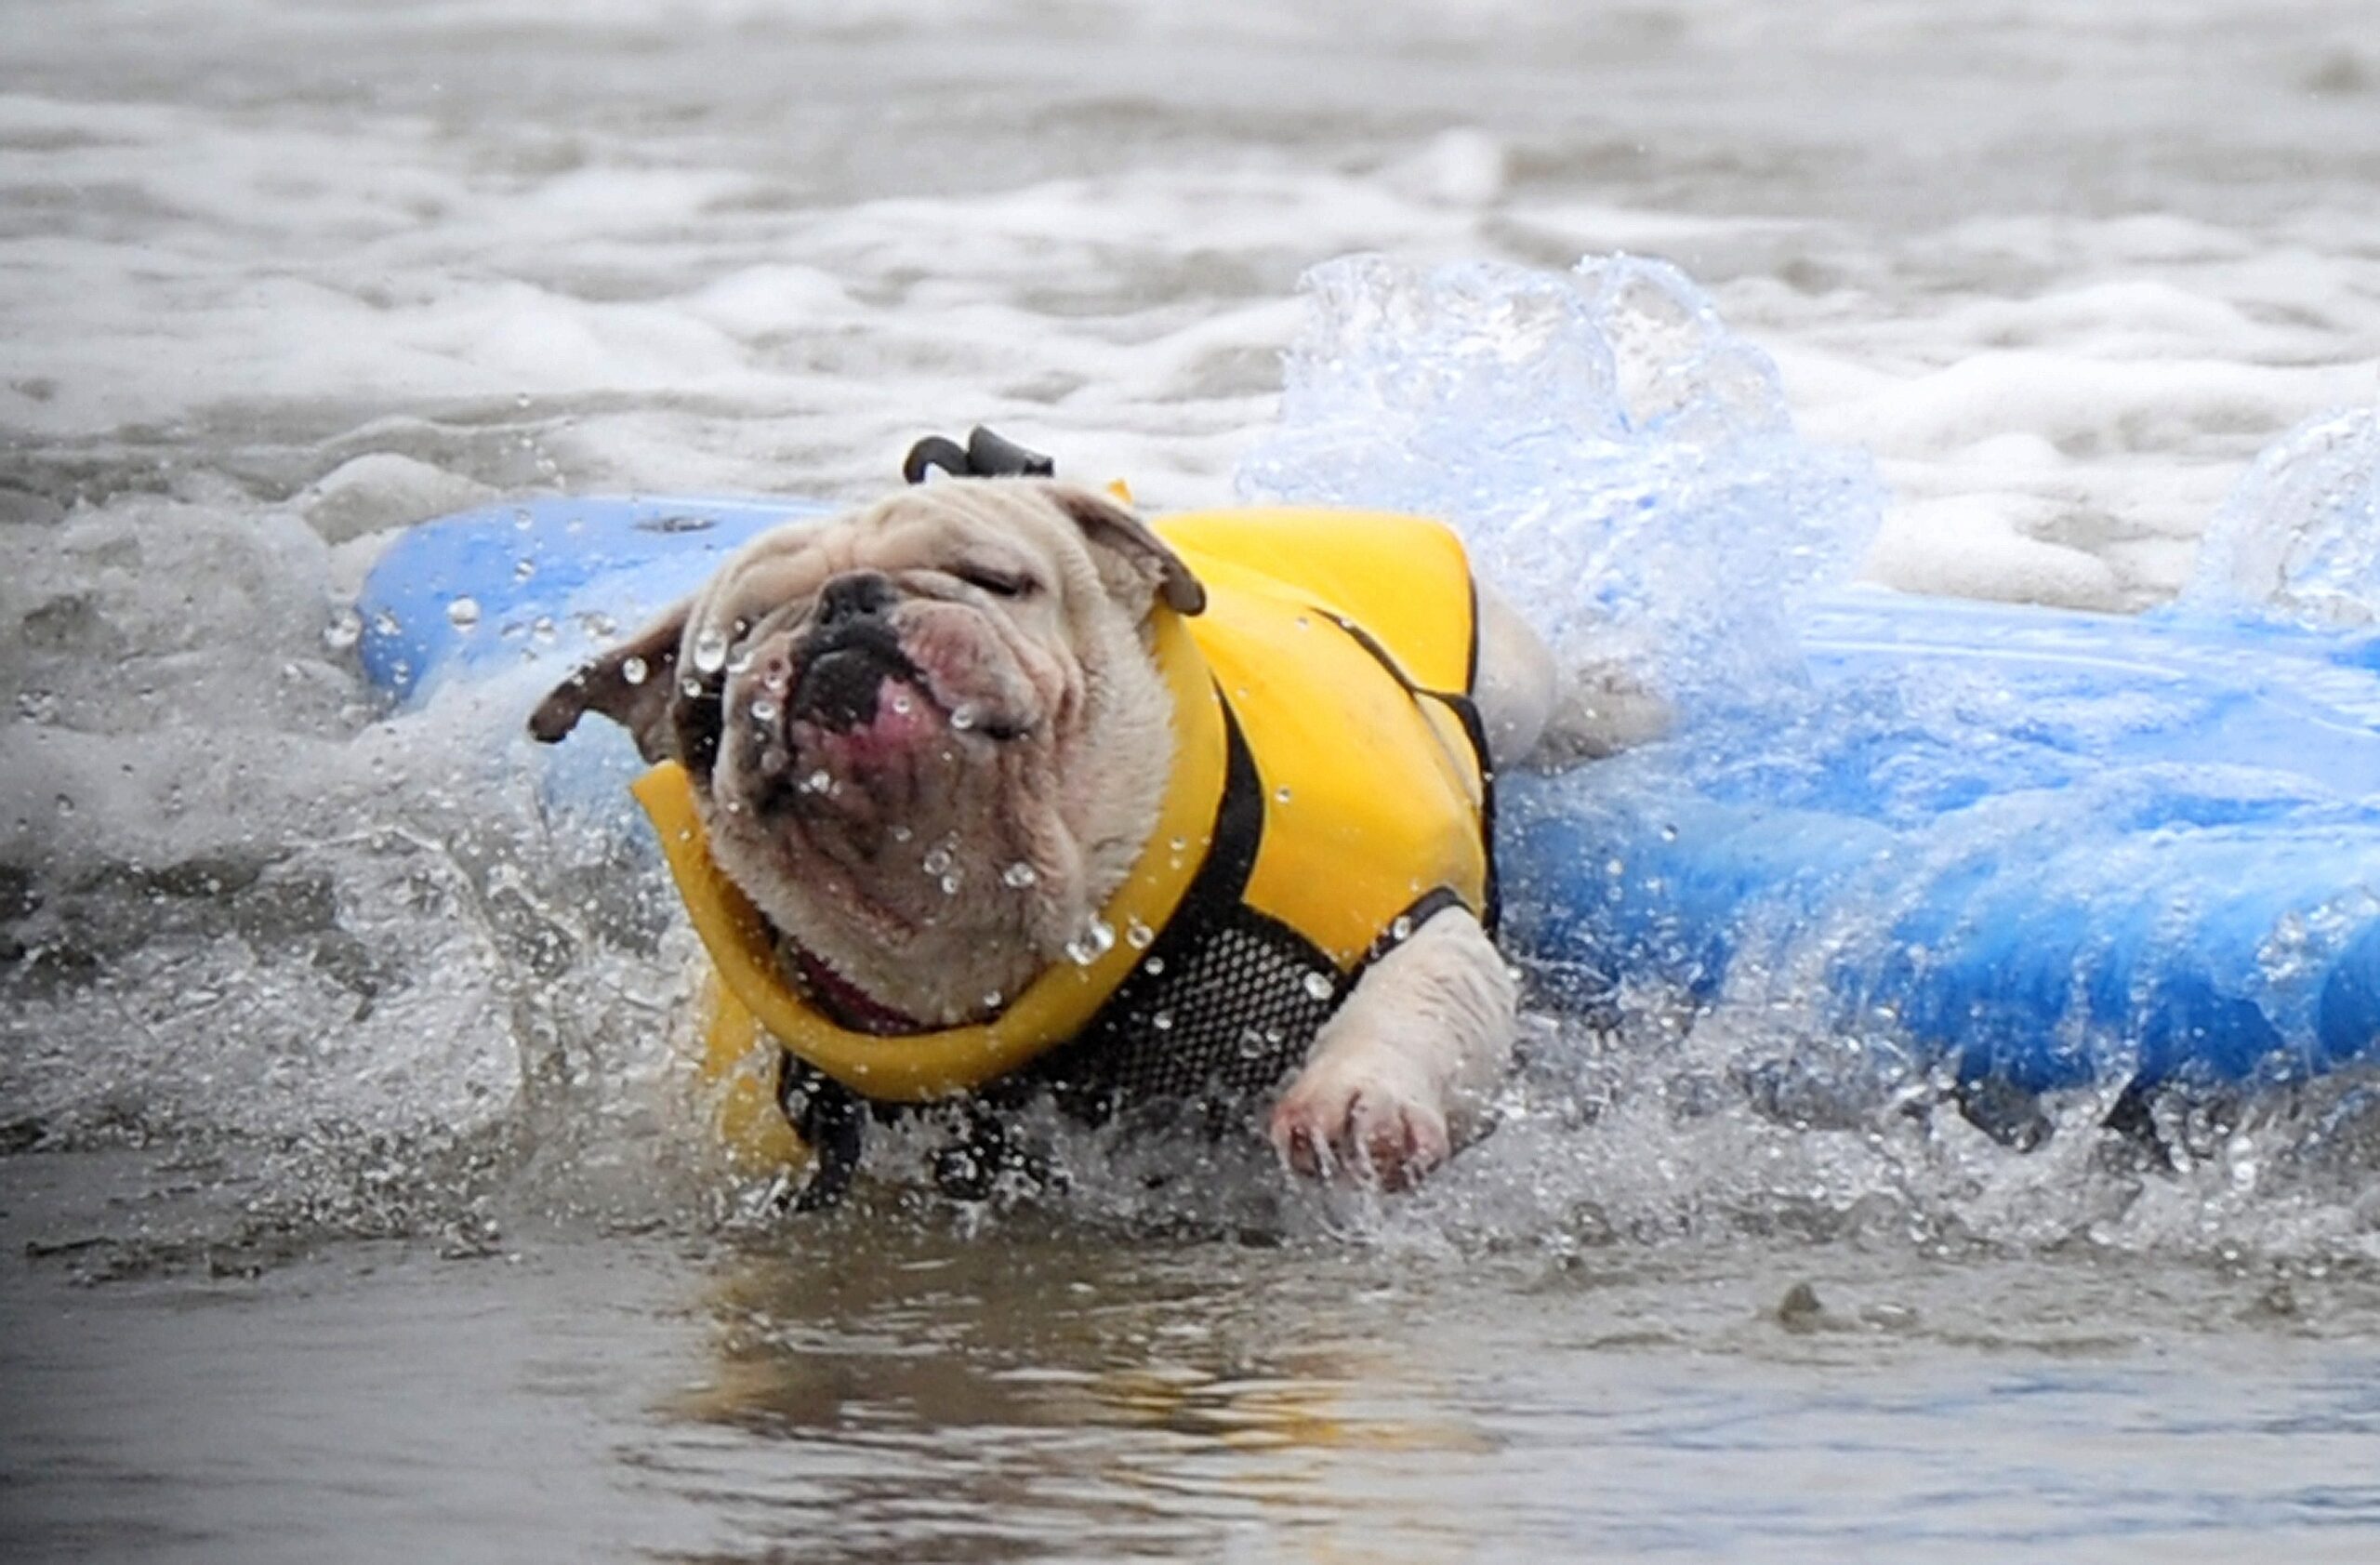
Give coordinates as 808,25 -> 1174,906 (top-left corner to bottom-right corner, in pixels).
533,481 -> 1204,1022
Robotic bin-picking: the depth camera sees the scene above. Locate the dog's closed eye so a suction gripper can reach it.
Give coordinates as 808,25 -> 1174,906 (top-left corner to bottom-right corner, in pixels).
953,564 -> 1038,599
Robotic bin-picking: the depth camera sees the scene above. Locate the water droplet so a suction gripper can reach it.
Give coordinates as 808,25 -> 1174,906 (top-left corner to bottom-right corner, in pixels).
1302,971 -> 1335,1001
374,609 -> 401,636
1002,862 -> 1039,888
982,989 -> 1004,1012
620,656 -> 649,686
1064,917 -> 1117,966
922,846 -> 953,875
1605,856 -> 1626,877
2228,1134 -> 2260,1191
939,873 -> 960,895
1391,915 -> 1412,941
1142,956 -> 1166,977
1294,615 -> 1311,630
950,704 -> 977,731
530,616 -> 557,644
681,677 -> 704,698
891,692 -> 913,715
804,769 -> 831,793
512,558 -> 537,584
1274,786 -> 1292,804
1124,917 -> 1155,949
1150,1011 -> 1173,1032
749,696 -> 778,723
1659,824 -> 1680,842
323,607 -> 363,651
890,825 -> 914,843
692,629 -> 730,674
511,507 -> 534,530
446,596 -> 482,629
54,793 -> 74,816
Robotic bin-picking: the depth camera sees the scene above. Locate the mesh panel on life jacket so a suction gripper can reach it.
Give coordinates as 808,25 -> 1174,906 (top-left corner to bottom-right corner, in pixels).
1004,903 -> 1341,1121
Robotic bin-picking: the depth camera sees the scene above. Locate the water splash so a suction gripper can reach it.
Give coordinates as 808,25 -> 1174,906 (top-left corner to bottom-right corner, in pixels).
1239,253 -> 1884,708
0,493 -> 717,1269
2182,403 -> 2380,627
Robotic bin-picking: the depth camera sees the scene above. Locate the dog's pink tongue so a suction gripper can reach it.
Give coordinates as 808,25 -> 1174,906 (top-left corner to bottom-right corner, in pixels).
827,678 -> 941,762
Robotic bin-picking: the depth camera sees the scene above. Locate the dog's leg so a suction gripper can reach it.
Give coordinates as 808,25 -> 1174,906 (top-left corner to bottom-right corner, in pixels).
1474,581 -> 1669,765
1268,907 -> 1516,1188
1470,582 -> 1559,765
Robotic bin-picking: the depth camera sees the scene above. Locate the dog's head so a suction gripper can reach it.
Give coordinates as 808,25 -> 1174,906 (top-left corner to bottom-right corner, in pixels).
531,480 -> 1205,1019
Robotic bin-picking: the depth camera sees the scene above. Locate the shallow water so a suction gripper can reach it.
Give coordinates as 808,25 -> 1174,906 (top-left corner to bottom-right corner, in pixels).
14,1152 -> 2380,1565
7,0 -> 2380,1559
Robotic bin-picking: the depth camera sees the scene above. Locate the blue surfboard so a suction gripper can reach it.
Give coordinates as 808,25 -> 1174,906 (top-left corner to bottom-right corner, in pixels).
1502,595 -> 2380,1094
359,494 -> 2380,1096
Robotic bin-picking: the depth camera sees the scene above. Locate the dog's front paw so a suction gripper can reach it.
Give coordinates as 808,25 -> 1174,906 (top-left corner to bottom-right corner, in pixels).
1268,1055 -> 1451,1191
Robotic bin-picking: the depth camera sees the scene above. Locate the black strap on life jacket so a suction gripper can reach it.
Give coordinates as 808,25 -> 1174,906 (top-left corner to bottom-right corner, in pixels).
1313,601 -> 1502,935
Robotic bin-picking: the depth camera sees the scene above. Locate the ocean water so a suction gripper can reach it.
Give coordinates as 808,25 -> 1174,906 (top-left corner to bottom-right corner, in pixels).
7,1 -> 2380,1560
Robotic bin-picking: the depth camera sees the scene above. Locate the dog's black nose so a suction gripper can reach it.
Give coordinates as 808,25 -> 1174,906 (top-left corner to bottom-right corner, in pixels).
792,576 -> 919,733
815,572 -> 898,629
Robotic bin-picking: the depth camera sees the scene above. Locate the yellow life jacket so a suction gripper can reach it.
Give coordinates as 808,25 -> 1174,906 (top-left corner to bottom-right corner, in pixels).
631,507 -> 1494,1174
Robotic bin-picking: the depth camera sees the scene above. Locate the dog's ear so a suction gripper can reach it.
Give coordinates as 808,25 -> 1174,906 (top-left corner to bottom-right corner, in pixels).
1047,484 -> 1205,617
528,600 -> 692,763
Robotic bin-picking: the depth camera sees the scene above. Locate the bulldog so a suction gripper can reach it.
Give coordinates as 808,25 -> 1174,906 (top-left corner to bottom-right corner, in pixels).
530,464 -> 1636,1200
